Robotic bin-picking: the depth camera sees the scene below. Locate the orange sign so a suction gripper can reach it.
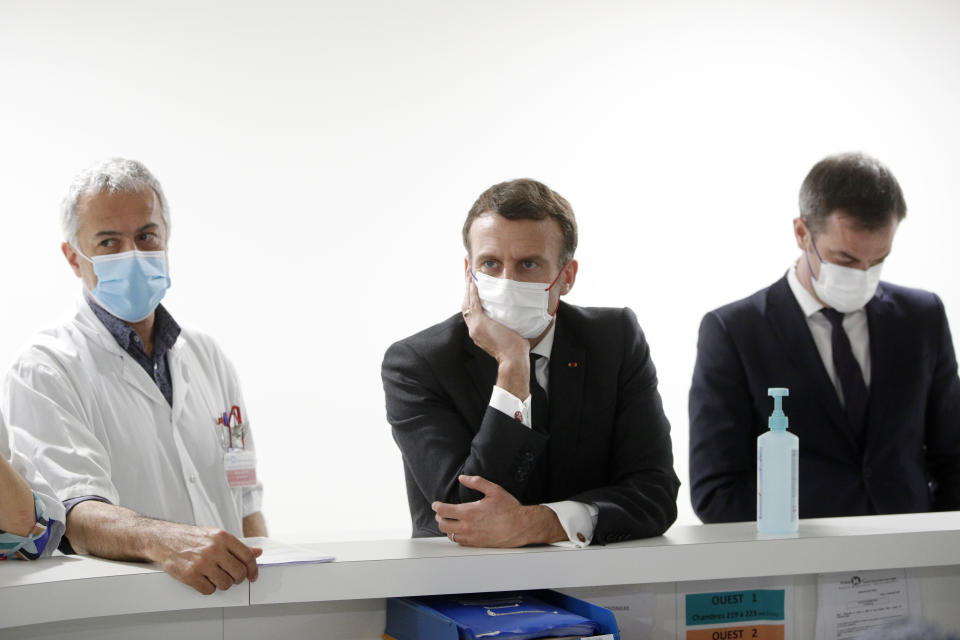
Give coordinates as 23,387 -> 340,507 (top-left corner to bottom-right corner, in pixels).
687,624 -> 785,640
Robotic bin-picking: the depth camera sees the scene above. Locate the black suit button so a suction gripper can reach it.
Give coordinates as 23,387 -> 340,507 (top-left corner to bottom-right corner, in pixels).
862,466 -> 872,480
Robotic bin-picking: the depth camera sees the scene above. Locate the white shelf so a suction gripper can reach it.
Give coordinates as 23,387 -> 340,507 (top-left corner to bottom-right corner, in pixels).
0,554 -> 245,629
1,511 -> 957,631
250,511 -> 960,604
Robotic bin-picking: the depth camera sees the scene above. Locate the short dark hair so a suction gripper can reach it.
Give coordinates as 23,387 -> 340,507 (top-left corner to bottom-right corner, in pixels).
462,178 -> 578,264
799,152 -> 907,235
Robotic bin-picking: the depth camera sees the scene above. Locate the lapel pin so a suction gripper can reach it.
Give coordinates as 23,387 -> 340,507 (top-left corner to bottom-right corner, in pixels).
568,361 -> 578,368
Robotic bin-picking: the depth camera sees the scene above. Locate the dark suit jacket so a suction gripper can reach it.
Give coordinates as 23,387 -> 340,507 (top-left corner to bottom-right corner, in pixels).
689,275 -> 960,523
381,302 -> 679,543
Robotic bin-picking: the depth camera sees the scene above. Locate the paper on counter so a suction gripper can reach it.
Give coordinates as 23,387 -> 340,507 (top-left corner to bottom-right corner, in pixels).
814,568 -> 921,640
242,537 -> 335,566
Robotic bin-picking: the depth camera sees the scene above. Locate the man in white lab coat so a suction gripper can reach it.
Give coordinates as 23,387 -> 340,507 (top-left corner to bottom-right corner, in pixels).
3,158 -> 267,594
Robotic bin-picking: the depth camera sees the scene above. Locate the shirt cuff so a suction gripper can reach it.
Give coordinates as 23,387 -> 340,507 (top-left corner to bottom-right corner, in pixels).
543,500 -> 599,548
63,495 -> 112,516
489,385 -> 532,428
242,485 -> 264,518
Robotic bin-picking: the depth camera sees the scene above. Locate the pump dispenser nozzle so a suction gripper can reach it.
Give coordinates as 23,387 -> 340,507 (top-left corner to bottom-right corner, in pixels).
767,387 -> 790,431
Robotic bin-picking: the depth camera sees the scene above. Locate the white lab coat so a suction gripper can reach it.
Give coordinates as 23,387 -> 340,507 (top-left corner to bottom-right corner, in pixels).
2,301 -> 262,537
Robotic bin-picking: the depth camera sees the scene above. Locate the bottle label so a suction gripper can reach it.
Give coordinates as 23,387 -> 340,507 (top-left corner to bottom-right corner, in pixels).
790,449 -> 799,522
756,446 -> 763,520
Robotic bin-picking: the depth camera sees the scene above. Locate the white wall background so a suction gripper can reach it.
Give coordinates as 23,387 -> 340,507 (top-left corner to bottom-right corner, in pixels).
1,0 -> 958,540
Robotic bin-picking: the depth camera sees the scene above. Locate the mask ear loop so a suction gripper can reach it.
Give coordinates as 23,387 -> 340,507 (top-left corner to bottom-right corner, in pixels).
70,243 -> 103,305
71,242 -> 94,265
801,222 -> 825,282
545,261 -> 569,316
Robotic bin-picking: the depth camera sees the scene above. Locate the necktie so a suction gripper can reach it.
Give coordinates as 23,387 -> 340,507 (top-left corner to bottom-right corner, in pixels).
524,353 -> 550,502
530,353 -> 549,434
821,308 -> 868,438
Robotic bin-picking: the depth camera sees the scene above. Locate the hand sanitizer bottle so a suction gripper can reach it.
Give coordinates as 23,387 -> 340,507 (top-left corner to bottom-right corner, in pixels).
757,388 -> 799,534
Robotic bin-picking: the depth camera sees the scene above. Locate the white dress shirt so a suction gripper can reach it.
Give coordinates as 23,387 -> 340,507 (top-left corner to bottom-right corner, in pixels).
488,320 -> 598,548
786,263 -> 871,405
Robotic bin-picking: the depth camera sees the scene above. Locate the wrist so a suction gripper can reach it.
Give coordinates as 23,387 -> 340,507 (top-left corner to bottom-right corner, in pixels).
524,505 -> 567,545
141,518 -> 176,564
496,357 -> 530,400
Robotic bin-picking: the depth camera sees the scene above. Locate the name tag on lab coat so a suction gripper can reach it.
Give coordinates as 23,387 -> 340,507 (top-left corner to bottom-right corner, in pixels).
224,449 -> 257,488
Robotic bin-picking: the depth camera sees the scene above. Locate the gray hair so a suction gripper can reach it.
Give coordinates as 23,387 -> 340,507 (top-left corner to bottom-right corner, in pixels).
60,158 -> 170,243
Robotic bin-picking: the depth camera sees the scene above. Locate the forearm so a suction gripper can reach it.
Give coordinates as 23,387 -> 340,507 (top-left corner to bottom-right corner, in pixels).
455,408 -> 547,502
929,455 -> 960,510
384,341 -> 543,507
570,471 -> 680,541
495,357 -> 529,400
67,500 -> 175,562
927,309 -> 960,510
0,455 -> 37,536
242,512 -> 267,537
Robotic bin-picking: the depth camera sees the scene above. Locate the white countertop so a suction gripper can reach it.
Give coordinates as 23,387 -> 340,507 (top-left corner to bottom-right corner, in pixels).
2,512 -> 958,629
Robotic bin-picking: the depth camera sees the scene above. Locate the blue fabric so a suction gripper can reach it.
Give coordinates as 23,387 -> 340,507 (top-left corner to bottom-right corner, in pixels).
0,492 -> 63,560
86,293 -> 181,406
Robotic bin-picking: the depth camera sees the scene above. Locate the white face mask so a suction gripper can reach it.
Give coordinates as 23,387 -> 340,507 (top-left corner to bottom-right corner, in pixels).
471,267 -> 564,339
806,237 -> 882,313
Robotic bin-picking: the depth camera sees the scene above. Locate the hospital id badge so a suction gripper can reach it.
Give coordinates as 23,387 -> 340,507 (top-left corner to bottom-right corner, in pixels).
224,449 -> 257,488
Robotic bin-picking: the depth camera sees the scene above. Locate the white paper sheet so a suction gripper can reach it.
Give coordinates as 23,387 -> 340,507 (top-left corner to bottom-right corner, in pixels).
242,536 -> 335,566
814,568 -> 922,640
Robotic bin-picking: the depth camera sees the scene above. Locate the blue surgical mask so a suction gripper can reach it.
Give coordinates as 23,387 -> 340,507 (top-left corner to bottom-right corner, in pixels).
75,247 -> 171,322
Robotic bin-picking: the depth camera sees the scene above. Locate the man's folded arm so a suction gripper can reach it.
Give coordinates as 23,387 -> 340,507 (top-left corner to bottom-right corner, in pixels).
925,295 -> 960,511
570,308 -> 680,542
382,340 -> 547,505
689,311 -> 758,523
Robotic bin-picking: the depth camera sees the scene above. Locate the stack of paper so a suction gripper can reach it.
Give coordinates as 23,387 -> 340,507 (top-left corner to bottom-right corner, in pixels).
241,537 -> 335,566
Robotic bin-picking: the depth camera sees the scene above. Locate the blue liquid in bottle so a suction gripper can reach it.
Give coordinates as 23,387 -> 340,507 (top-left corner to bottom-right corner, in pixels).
757,387 -> 799,534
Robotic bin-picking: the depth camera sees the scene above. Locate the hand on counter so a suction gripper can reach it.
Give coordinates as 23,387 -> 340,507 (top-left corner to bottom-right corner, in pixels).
67,501 -> 263,595
432,474 -> 566,548
150,524 -> 263,594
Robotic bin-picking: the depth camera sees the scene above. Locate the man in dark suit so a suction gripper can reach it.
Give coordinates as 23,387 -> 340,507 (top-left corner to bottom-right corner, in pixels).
382,179 -> 679,547
690,152 -> 960,523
